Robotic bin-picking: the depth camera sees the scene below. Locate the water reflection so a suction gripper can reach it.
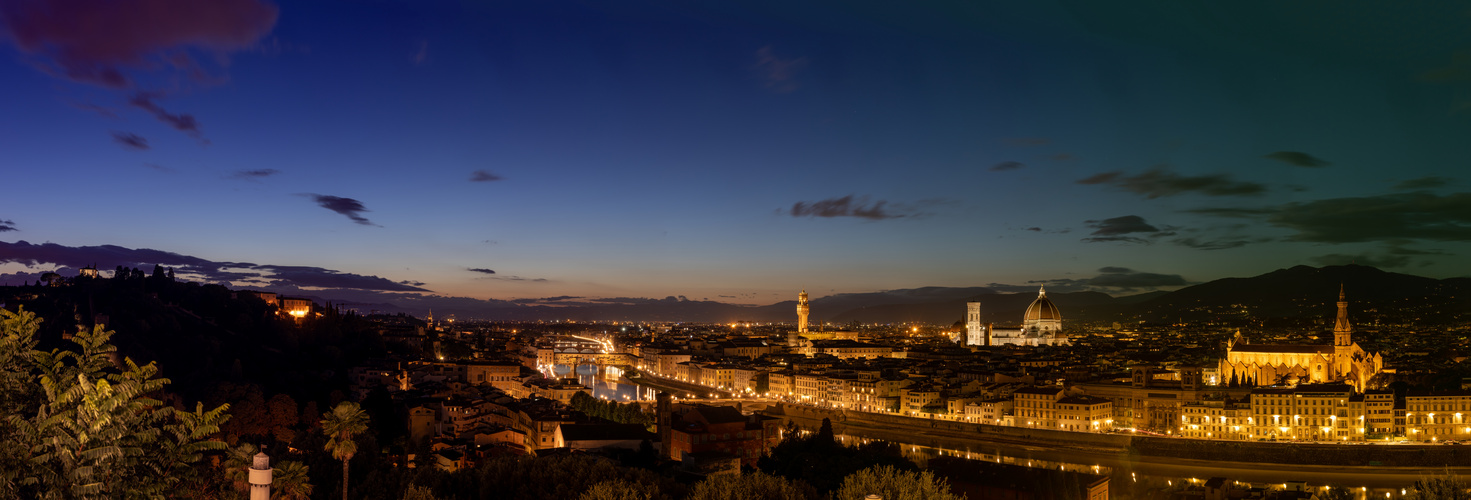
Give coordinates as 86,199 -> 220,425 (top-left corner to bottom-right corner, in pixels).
551,364 -> 655,401
832,433 -> 1419,495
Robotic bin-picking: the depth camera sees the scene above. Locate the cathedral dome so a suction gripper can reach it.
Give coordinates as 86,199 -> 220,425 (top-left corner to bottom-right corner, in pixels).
1024,286 -> 1061,322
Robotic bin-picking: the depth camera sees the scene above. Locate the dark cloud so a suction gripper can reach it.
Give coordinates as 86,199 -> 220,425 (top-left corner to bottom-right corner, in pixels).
0,219 -> 17,232
990,161 -> 1024,172
129,92 -> 206,142
754,46 -> 806,93
228,168 -> 279,180
0,240 -> 428,292
308,194 -> 378,226
1076,166 -> 1267,198
1076,171 -> 1122,185
1032,269 -> 1188,291
1269,192 -> 1471,243
1084,269 -> 1188,288
110,131 -> 148,150
483,275 -> 548,282
1171,237 -> 1251,250
469,170 -> 504,182
1394,176 -> 1452,191
399,280 -> 426,287
1084,215 -> 1158,236
790,195 -> 907,220
1182,207 -> 1275,218
1082,215 -> 1176,244
1309,253 -> 1411,269
1001,137 -> 1050,147
510,295 -> 582,304
468,268 -> 496,275
0,0 -> 278,89
1264,151 -> 1331,168
1026,227 -> 1042,232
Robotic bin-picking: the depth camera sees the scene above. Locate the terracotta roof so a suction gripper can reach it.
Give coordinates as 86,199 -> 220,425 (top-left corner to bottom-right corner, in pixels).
1230,344 -> 1333,354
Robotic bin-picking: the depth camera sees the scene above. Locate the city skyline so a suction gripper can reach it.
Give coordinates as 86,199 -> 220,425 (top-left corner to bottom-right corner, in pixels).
4,1 -> 1470,304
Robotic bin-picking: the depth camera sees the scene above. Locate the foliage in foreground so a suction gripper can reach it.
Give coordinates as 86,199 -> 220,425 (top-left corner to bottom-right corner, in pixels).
833,465 -> 961,500
0,307 -> 231,499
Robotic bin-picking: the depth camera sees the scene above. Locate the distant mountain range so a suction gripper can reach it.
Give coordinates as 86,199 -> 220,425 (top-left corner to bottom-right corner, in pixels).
312,264 -> 1470,326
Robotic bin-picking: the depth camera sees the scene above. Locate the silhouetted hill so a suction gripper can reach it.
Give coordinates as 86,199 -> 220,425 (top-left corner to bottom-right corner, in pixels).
1131,264 -> 1471,324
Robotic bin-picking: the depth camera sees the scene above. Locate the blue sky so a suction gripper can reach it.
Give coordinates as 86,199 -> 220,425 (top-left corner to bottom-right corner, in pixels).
2,1 -> 1469,304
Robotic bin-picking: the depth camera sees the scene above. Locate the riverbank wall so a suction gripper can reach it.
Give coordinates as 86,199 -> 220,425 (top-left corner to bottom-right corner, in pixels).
768,403 -> 1471,468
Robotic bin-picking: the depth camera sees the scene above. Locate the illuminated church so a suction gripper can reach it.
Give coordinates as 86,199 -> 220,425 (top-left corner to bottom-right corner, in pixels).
1219,286 -> 1383,390
965,286 -> 1070,347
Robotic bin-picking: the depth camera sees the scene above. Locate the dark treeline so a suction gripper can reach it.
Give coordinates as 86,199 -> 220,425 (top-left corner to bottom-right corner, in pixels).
569,391 -> 655,428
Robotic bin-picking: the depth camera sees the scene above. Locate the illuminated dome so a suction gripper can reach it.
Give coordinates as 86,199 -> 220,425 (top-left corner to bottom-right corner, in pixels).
1023,286 -> 1061,323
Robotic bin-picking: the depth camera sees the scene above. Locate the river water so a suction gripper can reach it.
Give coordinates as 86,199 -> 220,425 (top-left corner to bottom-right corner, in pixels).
552,364 -> 656,401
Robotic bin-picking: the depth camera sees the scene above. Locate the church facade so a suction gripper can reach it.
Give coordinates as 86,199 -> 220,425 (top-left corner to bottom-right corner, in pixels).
1219,286 -> 1383,390
966,286 -> 1070,347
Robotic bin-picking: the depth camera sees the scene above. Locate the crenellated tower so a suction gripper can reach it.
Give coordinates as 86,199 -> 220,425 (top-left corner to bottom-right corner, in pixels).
796,290 -> 810,334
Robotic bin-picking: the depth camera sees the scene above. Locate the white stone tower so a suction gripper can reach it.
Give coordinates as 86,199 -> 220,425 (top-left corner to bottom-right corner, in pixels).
249,451 -> 272,500
965,302 -> 983,345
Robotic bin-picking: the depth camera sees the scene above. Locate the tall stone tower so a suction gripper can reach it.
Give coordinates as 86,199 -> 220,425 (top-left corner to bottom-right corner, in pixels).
1333,284 -> 1354,376
796,290 -> 810,333
249,451 -> 273,500
965,302 -> 983,345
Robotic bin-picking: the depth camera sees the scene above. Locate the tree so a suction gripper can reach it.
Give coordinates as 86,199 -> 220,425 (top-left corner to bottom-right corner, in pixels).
321,401 -> 371,500
271,460 -> 314,500
1410,469 -> 1471,500
401,485 -> 439,500
833,465 -> 961,500
579,479 -> 655,500
685,472 -> 809,500
0,307 -> 231,499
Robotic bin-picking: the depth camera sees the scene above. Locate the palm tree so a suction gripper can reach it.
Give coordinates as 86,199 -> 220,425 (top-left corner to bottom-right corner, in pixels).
320,401 -> 370,500
271,460 -> 314,500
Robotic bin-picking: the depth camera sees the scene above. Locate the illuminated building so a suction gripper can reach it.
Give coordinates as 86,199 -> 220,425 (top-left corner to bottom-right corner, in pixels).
966,286 -> 1069,347
1219,286 -> 1382,390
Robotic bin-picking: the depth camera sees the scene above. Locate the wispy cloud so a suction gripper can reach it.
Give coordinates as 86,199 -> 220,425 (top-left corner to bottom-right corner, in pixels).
754,46 -> 806,93
1190,191 -> 1471,244
413,40 -> 428,65
228,169 -> 280,180
1394,176 -> 1452,191
1264,151 -> 1331,168
307,194 -> 378,226
789,195 -> 905,220
0,219 -> 17,232
468,268 -> 496,275
111,131 -> 149,150
469,170 -> 504,182
129,92 -> 207,143
1077,166 -> 1267,198
990,161 -> 1024,172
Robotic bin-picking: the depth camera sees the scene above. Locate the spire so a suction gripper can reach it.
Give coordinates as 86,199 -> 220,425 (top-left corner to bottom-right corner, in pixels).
1333,285 -> 1352,346
1038,284 -> 1047,297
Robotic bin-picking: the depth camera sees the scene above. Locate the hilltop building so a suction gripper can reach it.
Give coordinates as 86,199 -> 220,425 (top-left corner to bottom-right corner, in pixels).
1219,286 -> 1382,390
966,286 -> 1069,347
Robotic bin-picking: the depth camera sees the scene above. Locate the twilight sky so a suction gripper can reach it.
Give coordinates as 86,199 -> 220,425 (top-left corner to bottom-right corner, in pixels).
3,1 -> 1470,304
